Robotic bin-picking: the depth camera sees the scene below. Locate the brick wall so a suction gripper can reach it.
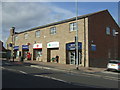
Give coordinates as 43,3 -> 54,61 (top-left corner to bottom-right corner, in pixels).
88,10 -> 120,68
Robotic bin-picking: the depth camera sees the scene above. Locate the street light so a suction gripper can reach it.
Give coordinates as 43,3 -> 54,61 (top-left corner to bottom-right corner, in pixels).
75,0 -> 79,70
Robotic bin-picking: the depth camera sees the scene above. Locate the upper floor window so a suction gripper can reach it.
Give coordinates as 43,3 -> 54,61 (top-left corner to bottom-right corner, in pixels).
24,33 -> 28,39
50,27 -> 56,35
106,27 -> 110,35
15,35 -> 18,41
112,29 -> 117,36
35,30 -> 40,37
70,22 -> 77,31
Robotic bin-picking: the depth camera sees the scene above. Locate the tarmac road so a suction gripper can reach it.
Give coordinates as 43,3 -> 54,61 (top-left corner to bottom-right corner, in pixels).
1,60 -> 120,89
2,69 -> 87,88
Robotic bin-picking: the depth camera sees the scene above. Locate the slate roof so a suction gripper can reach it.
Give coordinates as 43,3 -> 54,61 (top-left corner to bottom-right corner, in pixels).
17,9 -> 108,34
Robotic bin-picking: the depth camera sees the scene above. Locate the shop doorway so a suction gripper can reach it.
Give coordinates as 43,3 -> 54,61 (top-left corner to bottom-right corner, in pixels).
66,42 -> 82,65
22,50 -> 29,59
47,48 -> 59,62
69,51 -> 75,64
14,50 -> 20,59
13,50 -> 17,59
68,50 -> 82,65
33,49 -> 42,60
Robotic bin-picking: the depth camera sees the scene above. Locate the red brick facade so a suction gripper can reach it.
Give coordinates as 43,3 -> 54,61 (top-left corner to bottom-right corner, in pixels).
88,10 -> 120,67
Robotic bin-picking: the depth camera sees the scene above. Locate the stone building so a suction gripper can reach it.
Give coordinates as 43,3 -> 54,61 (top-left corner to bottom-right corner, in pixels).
0,41 -> 7,58
6,10 -> 120,68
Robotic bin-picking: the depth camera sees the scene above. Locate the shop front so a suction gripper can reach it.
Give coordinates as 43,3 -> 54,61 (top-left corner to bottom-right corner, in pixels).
22,45 -> 29,59
66,42 -> 82,65
33,43 -> 42,61
47,42 -> 59,62
13,46 -> 19,59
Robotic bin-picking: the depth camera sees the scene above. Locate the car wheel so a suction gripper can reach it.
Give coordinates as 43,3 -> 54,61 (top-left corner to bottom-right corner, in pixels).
106,69 -> 110,71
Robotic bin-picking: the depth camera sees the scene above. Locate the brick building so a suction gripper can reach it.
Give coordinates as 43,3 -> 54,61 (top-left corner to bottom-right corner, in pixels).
0,41 -> 7,58
6,10 -> 120,68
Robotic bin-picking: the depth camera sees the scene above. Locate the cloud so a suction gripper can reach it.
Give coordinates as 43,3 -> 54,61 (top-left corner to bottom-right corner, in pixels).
1,2 -> 75,46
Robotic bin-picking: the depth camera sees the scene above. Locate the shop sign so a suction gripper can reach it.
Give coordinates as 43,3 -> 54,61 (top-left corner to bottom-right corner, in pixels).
91,44 -> 96,51
22,45 -> 29,50
33,43 -> 42,49
66,42 -> 82,50
14,46 -> 19,50
47,42 -> 59,48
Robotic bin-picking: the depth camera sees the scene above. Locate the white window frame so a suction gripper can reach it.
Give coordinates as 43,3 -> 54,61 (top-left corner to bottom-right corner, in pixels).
70,22 -> 77,31
15,35 -> 18,41
35,30 -> 40,37
50,27 -> 56,35
24,33 -> 28,39
106,27 -> 110,35
112,29 -> 116,36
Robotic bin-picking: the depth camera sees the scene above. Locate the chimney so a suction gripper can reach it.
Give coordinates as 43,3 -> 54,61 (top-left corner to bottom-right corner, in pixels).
10,27 -> 15,36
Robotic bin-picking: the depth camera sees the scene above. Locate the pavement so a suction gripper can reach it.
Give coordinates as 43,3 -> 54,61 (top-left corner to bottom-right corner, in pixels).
1,58 -> 107,73
22,60 -> 107,73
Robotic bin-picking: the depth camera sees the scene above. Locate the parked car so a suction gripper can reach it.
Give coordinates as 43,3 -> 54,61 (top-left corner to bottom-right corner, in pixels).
107,60 -> 120,72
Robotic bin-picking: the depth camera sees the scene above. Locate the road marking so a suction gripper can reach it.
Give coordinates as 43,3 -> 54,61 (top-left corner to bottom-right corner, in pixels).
2,67 -> 28,74
19,71 -> 27,74
30,65 -> 65,71
102,71 -> 119,75
30,65 -> 120,81
34,74 -> 100,88
4,63 -> 12,65
1,67 -> 5,69
34,74 -> 68,83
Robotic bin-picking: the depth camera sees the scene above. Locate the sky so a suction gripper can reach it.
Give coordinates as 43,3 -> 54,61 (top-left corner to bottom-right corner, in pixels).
0,1 -> 119,47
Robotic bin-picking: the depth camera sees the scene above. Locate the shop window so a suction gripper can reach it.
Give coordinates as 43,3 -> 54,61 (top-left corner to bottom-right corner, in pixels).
106,27 -> 110,35
35,30 -> 40,37
50,27 -> 56,35
24,33 -> 28,39
70,22 -> 77,31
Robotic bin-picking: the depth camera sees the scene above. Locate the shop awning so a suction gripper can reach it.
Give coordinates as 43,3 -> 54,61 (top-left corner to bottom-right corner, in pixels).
66,42 -> 82,50
22,45 -> 29,50
14,46 -> 19,50
33,43 -> 42,49
47,42 -> 59,48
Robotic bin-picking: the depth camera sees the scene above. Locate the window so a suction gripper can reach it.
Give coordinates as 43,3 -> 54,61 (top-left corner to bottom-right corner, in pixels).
106,27 -> 110,35
24,33 -> 28,39
70,22 -> 77,31
112,29 -> 117,36
35,30 -> 40,37
15,35 -> 18,41
50,27 -> 56,35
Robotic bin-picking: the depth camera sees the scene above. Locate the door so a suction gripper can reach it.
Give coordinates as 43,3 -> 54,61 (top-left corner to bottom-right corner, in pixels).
69,51 -> 75,64
22,50 -> 28,59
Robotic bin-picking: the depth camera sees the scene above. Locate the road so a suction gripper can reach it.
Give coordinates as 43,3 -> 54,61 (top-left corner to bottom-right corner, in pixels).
1,60 -> 120,88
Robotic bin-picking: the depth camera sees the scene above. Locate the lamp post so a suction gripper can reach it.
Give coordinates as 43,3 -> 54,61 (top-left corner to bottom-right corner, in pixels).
75,0 -> 79,70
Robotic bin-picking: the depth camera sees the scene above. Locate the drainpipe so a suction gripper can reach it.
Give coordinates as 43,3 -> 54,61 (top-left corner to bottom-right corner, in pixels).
84,18 -> 86,67
11,27 -> 15,62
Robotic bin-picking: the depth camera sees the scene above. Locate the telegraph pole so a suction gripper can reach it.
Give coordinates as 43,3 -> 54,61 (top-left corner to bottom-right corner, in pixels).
75,0 -> 79,70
